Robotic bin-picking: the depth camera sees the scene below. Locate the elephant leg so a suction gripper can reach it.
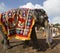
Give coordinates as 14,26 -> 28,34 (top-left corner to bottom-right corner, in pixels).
23,26 -> 41,50
0,26 -> 11,49
23,40 -> 30,48
3,34 -> 11,49
30,26 -> 41,51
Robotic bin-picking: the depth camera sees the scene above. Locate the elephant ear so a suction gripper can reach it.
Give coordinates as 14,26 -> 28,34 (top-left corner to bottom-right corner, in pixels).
33,9 -> 39,23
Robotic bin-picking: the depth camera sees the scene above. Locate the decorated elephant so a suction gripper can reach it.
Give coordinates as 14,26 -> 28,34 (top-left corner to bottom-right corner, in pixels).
0,8 -> 51,50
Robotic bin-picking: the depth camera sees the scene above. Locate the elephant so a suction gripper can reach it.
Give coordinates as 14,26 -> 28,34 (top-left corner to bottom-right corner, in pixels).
0,8 -> 52,50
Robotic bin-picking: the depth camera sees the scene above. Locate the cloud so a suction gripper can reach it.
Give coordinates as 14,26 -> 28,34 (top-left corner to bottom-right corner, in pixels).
19,0 -> 60,24
19,2 -> 43,9
0,2 -> 6,13
51,16 -> 60,24
43,0 -> 60,24
43,0 -> 60,17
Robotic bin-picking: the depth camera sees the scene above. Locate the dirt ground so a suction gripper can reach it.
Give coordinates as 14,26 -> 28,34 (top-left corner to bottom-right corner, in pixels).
0,31 -> 60,53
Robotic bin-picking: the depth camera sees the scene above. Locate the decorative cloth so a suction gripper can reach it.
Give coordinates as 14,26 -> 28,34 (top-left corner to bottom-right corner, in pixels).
0,8 -> 35,40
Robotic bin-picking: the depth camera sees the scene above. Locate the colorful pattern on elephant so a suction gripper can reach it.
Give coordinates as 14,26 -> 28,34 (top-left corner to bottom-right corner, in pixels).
1,8 -> 35,40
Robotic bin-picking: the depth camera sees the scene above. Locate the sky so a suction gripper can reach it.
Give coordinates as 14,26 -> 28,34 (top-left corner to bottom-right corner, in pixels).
0,0 -> 60,24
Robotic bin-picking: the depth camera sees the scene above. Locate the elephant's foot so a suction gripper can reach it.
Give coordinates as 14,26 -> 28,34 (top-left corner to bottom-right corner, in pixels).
36,44 -> 43,51
23,41 -> 31,48
1,40 -> 4,44
36,46 -> 42,51
4,40 -> 11,49
4,44 -> 11,49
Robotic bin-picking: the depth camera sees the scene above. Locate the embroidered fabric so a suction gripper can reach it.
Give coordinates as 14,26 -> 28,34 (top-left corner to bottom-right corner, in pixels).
1,8 -> 35,40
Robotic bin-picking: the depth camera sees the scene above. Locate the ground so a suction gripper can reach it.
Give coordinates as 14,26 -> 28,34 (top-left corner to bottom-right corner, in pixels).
0,31 -> 60,53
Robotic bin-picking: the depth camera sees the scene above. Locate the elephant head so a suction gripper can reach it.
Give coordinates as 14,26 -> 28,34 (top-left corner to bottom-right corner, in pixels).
33,9 -> 49,30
